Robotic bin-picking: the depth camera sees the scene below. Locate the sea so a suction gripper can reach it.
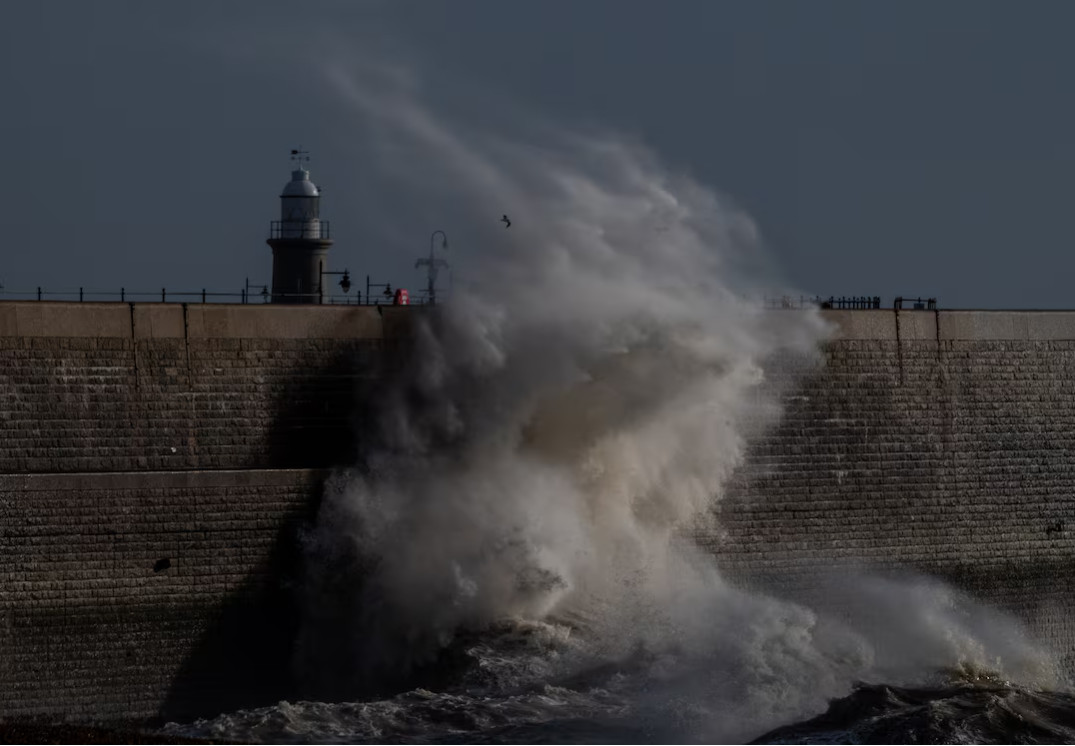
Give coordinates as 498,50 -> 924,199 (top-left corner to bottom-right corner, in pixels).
161,683 -> 1075,744
160,614 -> 1075,744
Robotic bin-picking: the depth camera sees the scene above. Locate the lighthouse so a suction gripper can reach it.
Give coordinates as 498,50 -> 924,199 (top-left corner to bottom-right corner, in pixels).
266,151 -> 334,303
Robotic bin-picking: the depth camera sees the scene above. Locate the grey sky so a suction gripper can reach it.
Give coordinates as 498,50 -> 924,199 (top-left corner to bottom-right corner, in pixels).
2,1 -> 1073,308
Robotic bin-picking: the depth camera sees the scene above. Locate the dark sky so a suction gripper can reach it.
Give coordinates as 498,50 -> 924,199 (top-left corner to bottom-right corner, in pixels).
2,1 -> 1073,308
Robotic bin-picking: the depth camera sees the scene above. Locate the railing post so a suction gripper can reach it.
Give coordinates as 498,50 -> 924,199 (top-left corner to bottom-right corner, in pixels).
202,289 -> 206,303
162,288 -> 166,303
37,287 -> 41,301
121,288 -> 125,302
79,287 -> 84,302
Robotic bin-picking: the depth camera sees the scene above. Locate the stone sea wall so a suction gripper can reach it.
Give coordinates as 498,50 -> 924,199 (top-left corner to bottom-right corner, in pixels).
2,303 -> 1075,722
0,302 -> 410,722
1,469 -> 315,721
708,309 -> 1075,664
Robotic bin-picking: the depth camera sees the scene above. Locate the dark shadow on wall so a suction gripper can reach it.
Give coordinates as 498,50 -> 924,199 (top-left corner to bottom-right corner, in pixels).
159,336 -> 414,722
286,319 -> 490,703
157,487 -> 314,723
263,344 -> 377,469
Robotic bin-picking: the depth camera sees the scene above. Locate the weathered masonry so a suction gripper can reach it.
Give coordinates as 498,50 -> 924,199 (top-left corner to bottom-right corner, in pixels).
0,302 -> 410,722
709,309 -> 1075,665
4,304 -> 1075,722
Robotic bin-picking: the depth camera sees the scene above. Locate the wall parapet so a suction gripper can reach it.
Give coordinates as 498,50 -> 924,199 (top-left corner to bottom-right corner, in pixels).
821,308 -> 1075,341
0,301 -> 414,340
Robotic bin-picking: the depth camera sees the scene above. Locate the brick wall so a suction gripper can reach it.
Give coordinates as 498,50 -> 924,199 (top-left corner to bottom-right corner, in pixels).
0,302 -> 405,722
5,303 -> 1075,722
706,312 -> 1075,663
0,469 -> 319,721
0,305 -> 398,473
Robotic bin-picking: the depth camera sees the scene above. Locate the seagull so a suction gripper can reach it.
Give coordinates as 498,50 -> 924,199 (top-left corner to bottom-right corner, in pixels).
501,214 -> 512,228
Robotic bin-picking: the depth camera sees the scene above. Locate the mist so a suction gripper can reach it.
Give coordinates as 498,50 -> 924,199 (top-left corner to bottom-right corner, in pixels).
293,57 -> 1059,741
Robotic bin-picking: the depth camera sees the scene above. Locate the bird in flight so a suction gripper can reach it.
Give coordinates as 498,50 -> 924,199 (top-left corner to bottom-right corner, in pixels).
501,214 -> 512,228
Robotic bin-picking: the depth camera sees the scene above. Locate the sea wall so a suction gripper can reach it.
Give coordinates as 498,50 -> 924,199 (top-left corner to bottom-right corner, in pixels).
0,302 -> 412,722
707,309 -> 1075,665
3,303 -> 1075,723
0,302 -> 409,472
1,469 -> 316,721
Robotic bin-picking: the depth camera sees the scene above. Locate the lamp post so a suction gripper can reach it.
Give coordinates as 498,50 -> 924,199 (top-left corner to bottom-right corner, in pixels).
415,230 -> 450,305
318,266 -> 352,304
366,275 -> 395,305
244,277 -> 270,304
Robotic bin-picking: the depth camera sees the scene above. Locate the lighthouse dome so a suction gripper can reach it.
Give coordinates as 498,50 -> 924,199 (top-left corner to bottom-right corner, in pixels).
281,169 -> 320,197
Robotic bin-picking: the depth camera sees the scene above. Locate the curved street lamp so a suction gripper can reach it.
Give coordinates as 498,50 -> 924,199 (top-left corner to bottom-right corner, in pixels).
416,230 -> 450,305
318,265 -> 352,304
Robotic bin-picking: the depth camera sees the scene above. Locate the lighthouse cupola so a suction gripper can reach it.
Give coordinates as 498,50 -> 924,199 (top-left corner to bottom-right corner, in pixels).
266,150 -> 334,303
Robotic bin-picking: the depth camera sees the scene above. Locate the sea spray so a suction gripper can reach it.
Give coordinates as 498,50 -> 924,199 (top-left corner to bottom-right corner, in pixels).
287,60 -> 1060,741
296,58 -> 822,696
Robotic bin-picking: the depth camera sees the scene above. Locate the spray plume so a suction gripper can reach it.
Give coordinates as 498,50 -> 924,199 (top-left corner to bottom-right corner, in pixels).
294,59 -> 1058,740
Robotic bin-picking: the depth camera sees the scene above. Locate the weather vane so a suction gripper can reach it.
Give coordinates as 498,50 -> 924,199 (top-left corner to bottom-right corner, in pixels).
290,147 -> 310,168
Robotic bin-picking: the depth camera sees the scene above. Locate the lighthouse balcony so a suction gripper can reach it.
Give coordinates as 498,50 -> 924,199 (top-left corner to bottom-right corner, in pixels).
270,220 -> 331,240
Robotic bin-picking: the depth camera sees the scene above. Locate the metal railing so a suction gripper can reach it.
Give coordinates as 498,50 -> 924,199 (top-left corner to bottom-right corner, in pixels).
269,220 -> 331,240
0,286 -> 431,306
819,295 -> 882,310
765,295 -> 935,310
893,296 -> 938,310
764,295 -> 826,310
4,287 -> 917,310
764,295 -> 883,310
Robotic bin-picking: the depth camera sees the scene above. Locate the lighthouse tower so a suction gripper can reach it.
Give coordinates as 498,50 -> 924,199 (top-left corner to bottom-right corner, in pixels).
266,151 -> 333,303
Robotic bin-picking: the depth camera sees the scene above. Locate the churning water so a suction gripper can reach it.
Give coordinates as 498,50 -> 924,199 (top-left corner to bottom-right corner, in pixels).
164,684 -> 1075,745
162,621 -> 1074,744
166,62 -> 1072,743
